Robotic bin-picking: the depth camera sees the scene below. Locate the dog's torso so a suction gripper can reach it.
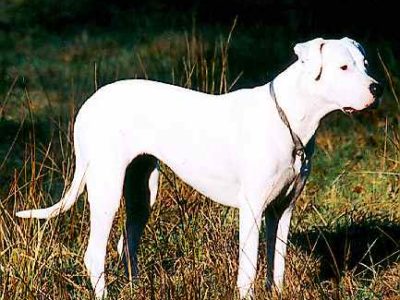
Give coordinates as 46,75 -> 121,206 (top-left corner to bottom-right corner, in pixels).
75,79 -> 300,208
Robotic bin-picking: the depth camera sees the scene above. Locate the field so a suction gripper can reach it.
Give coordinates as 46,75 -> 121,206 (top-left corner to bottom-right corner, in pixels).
0,13 -> 399,300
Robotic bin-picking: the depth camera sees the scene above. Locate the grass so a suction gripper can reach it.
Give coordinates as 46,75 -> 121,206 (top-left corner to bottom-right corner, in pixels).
0,18 -> 399,299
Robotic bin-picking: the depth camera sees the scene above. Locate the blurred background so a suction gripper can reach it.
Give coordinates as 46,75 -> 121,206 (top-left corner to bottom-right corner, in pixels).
1,0 -> 399,90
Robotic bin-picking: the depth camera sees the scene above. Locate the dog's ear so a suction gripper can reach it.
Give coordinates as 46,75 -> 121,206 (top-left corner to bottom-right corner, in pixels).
341,37 -> 366,56
294,38 -> 325,80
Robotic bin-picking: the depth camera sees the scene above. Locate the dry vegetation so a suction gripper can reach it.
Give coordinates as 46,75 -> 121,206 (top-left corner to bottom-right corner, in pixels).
0,23 -> 399,300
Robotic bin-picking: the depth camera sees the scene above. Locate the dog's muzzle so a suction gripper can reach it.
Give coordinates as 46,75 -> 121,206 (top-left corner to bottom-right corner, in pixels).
342,82 -> 383,114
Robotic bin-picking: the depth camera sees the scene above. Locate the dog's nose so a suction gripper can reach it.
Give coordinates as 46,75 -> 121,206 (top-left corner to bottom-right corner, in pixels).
369,83 -> 383,98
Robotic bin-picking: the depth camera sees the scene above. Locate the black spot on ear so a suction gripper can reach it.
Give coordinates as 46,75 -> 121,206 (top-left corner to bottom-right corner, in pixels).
353,41 -> 366,56
315,68 -> 322,81
315,43 -> 325,81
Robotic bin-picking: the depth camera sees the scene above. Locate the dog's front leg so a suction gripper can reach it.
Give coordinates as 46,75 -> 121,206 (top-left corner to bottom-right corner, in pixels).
264,204 -> 280,290
271,137 -> 315,291
265,177 -> 309,292
272,204 -> 294,291
237,203 -> 263,299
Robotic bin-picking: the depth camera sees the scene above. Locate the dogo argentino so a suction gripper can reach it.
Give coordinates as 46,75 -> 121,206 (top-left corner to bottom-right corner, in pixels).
16,37 -> 382,299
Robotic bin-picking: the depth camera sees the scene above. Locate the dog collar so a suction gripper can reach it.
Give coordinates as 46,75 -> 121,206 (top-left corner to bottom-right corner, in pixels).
269,81 -> 306,164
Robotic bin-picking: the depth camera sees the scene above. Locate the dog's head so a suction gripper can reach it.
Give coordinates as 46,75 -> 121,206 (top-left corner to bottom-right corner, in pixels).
294,37 -> 383,113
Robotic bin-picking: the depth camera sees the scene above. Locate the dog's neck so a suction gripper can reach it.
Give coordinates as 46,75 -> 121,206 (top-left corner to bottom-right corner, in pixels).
270,61 -> 338,146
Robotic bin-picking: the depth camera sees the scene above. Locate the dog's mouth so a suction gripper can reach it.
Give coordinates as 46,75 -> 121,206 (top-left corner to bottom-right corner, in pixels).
342,99 -> 380,115
342,107 -> 356,114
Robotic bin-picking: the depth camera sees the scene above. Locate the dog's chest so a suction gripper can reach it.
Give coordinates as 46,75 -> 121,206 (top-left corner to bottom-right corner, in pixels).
264,153 -> 307,207
277,160 -> 301,191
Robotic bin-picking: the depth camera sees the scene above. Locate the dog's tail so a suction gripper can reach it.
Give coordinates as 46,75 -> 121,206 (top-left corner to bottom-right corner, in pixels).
16,162 -> 88,219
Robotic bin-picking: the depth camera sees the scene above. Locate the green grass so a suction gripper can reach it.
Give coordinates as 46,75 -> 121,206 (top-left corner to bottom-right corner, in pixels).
0,19 -> 399,299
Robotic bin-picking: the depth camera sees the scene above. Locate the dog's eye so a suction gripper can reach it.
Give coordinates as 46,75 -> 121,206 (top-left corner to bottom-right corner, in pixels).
340,65 -> 348,71
364,59 -> 368,66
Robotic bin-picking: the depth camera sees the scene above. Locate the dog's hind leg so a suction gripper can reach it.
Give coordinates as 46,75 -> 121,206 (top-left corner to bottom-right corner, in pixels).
121,154 -> 159,279
84,161 -> 125,299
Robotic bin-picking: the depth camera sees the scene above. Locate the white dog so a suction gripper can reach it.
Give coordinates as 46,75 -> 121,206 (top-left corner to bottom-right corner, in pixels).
16,37 -> 382,299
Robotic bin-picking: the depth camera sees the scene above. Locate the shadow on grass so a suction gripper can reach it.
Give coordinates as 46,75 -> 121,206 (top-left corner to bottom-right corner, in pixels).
292,219 -> 400,280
